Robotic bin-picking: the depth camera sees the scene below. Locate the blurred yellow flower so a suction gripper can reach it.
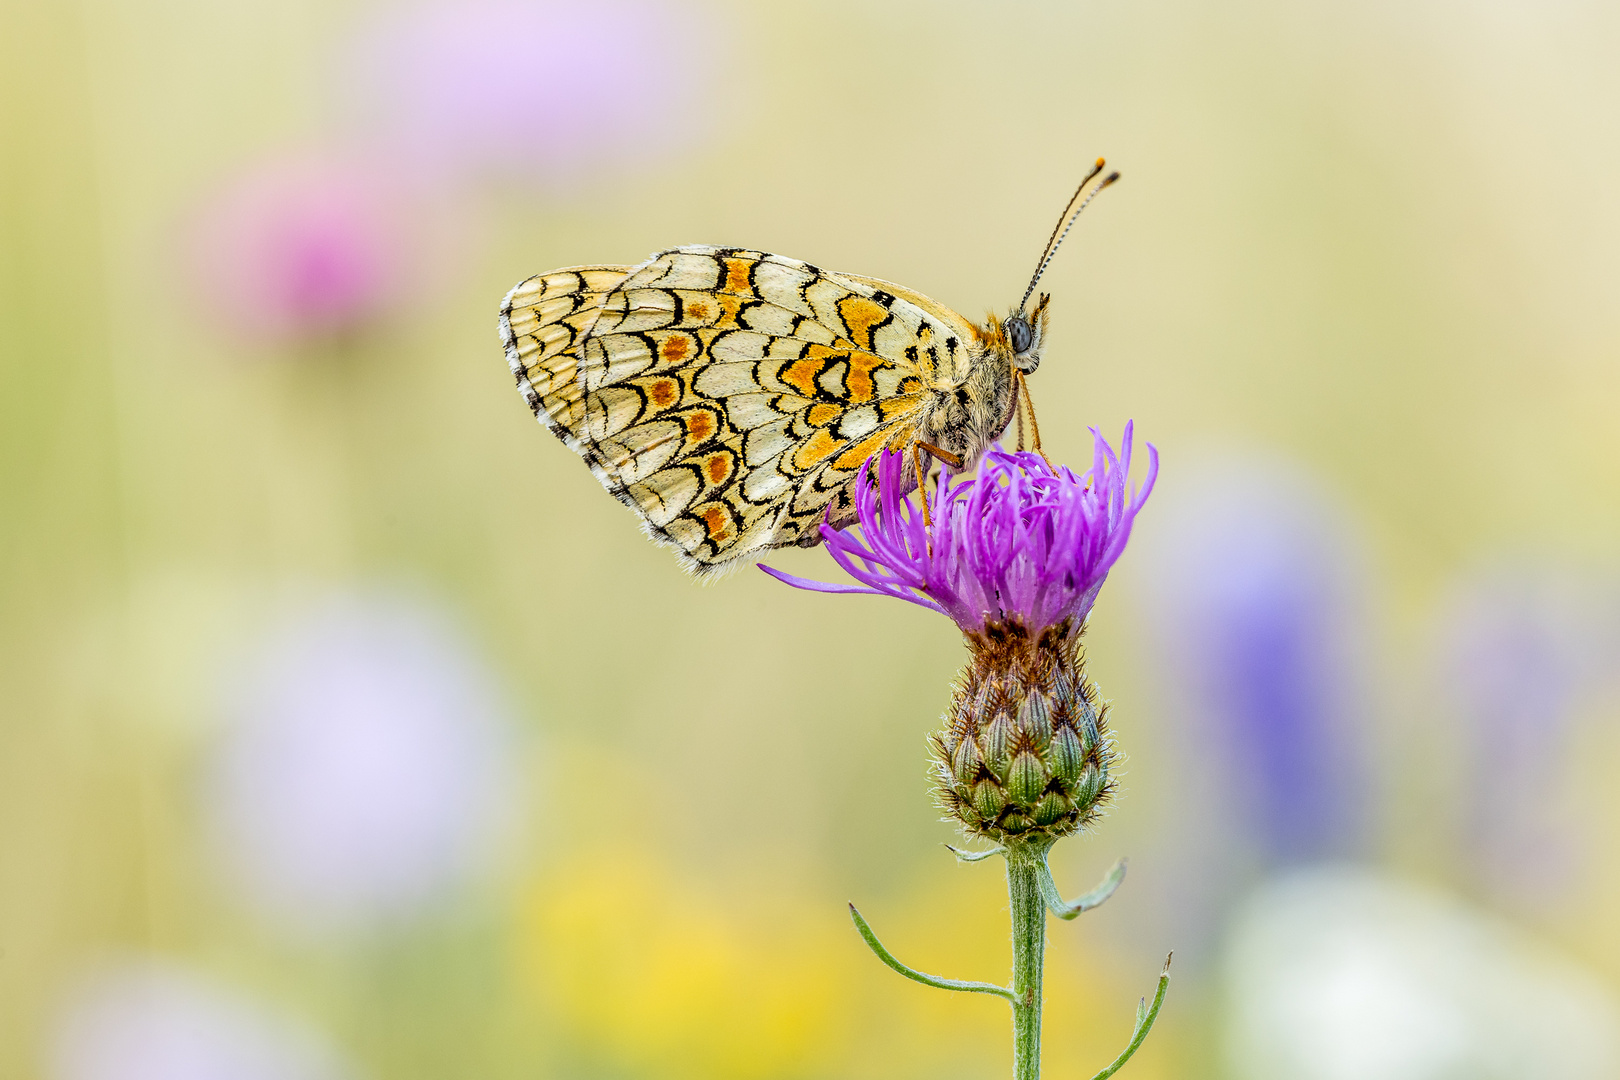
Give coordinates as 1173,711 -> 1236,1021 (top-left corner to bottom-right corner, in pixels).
514,837 -> 1171,1080
518,846 -> 848,1079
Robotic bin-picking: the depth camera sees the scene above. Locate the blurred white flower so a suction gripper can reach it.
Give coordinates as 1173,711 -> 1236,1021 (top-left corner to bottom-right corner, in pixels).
49,959 -> 353,1080
204,590 -> 520,936
333,0 -> 723,188
1223,866 -> 1620,1080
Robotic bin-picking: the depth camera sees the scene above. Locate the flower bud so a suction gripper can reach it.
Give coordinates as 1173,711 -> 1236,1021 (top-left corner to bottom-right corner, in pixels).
933,620 -> 1116,843
951,735 -> 980,785
982,711 -> 1014,778
1050,725 -> 1084,783
1019,694 -> 1053,750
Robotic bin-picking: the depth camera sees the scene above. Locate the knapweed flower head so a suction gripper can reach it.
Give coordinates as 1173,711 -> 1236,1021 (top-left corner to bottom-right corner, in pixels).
764,423 -> 1157,639
764,425 -> 1157,843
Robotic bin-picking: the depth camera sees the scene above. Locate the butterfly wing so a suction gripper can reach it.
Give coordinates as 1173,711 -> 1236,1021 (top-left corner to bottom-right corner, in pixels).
834,272 -> 986,346
502,265 -> 635,470
500,246 -> 978,575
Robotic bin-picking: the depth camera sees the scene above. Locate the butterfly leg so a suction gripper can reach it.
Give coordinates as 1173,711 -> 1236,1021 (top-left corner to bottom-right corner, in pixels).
1012,376 -> 1026,452
910,441 -> 964,546
912,444 -> 934,528
915,441 -> 964,470
1016,371 -> 1052,465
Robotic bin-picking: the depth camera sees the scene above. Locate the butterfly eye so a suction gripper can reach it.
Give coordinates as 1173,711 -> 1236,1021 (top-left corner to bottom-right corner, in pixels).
1004,316 -> 1033,354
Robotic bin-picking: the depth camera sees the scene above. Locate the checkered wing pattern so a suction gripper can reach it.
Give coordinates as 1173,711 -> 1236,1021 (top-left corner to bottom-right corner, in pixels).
501,246 -> 983,575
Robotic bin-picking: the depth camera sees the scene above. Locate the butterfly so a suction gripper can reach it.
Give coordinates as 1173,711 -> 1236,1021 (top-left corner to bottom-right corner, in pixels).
499,160 -> 1119,578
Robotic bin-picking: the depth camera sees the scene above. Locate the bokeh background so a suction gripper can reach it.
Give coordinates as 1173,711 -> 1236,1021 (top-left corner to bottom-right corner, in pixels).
5,0 -> 1620,1077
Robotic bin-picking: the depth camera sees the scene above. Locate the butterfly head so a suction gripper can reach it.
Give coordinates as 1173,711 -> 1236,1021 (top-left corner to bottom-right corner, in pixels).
998,293 -> 1050,375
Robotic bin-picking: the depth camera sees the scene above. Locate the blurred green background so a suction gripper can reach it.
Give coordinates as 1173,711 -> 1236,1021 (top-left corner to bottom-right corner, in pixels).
4,1 -> 1620,1078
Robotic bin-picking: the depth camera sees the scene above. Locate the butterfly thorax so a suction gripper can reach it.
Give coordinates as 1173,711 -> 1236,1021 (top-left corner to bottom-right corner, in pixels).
915,326 -> 1018,470
916,296 -> 1049,470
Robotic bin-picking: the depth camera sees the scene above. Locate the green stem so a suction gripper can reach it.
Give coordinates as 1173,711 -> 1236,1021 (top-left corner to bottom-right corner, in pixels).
1006,838 -> 1052,1080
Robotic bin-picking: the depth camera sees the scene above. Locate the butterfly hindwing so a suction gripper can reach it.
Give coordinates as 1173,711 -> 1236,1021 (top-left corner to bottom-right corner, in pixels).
502,265 -> 634,480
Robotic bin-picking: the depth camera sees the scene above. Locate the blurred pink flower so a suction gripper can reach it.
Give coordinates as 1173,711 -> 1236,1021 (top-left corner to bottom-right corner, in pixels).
204,591 -> 521,937
51,959 -> 353,1080
335,0 -> 722,187
186,155 -> 417,345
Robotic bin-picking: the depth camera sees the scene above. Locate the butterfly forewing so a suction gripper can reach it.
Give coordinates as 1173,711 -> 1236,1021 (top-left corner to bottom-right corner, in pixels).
501,245 -> 991,575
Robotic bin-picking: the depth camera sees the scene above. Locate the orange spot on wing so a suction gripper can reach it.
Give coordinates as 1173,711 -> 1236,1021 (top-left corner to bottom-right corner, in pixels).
715,294 -> 743,327
792,428 -> 841,471
806,403 -> 842,427
845,352 -> 884,403
660,335 -> 690,364
686,300 -> 712,322
833,428 -> 896,471
882,423 -> 917,453
837,295 -> 889,350
780,356 -> 827,398
723,257 -> 754,295
649,378 -> 679,407
684,409 -> 717,442
705,452 -> 733,485
697,505 -> 733,543
879,394 -> 923,419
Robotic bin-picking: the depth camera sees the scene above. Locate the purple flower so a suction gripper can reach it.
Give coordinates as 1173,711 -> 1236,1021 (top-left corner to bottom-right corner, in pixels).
1134,453 -> 1371,865
762,424 -> 1157,637
186,154 -> 421,345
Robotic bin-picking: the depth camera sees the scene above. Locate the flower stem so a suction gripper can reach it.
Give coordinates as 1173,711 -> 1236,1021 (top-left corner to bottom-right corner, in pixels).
1006,838 -> 1053,1080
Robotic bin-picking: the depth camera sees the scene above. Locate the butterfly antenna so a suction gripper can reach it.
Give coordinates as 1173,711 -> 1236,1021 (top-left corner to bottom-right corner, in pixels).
1018,160 -> 1120,315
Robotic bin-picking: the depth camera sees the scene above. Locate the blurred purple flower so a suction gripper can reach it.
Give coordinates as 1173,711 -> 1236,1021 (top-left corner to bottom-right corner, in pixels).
186,154 -> 419,345
335,0 -> 722,188
1435,563 -> 1620,907
204,591 -> 519,936
762,426 -> 1157,637
1137,454 -> 1371,864
50,959 -> 353,1080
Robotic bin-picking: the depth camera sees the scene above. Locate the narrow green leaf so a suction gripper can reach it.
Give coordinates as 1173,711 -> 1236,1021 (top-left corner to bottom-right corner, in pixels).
1087,954 -> 1172,1080
1041,856 -> 1127,920
945,843 -> 1004,864
848,904 -> 1017,1003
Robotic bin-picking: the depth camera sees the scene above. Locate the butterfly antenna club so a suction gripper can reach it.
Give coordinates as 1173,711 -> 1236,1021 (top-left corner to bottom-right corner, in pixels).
1018,160 -> 1120,316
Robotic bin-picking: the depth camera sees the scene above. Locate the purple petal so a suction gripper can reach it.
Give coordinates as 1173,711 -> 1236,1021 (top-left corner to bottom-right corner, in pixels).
762,426 -> 1158,636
